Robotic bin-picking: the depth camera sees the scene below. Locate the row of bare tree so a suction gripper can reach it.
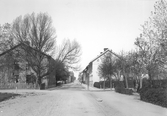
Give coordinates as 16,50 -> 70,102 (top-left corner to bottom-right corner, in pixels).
98,0 -> 167,89
0,12 -> 81,86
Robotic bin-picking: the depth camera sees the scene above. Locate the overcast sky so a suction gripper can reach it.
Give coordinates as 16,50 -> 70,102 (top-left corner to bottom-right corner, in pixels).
0,0 -> 157,76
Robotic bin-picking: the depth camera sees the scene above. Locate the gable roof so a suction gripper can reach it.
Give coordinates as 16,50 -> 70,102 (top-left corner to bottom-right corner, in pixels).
0,43 -> 51,58
84,49 -> 123,69
90,49 -> 125,63
0,44 -> 22,57
82,48 -> 124,73
90,49 -> 111,63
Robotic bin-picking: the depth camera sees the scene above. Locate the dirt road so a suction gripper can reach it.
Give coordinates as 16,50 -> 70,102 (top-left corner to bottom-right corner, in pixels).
0,82 -> 166,116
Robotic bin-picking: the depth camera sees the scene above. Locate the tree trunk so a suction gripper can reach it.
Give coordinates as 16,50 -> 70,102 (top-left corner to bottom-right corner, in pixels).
139,76 -> 143,89
55,74 -> 57,87
109,75 -> 112,90
54,72 -> 57,87
123,68 -> 128,89
125,74 -> 128,88
118,70 -> 121,80
148,70 -> 153,87
37,76 -> 42,89
103,78 -> 105,90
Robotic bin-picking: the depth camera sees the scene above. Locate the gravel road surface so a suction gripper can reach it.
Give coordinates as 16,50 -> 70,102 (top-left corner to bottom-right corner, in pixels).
0,82 -> 166,116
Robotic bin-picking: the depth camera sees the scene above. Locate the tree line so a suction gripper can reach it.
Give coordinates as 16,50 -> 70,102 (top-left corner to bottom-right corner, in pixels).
98,0 -> 167,89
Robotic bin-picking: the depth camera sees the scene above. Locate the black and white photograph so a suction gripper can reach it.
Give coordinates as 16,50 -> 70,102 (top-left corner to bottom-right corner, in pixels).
0,0 -> 167,116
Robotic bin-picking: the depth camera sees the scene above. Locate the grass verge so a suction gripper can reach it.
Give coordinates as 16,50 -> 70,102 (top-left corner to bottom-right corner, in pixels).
0,93 -> 19,102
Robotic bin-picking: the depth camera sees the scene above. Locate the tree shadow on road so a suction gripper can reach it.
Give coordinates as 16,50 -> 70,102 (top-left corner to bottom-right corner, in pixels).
47,85 -> 85,91
89,90 -> 112,92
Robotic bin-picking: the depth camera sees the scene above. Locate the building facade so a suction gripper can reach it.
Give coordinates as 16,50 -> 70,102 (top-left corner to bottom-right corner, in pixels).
82,48 -> 120,87
0,43 -> 56,89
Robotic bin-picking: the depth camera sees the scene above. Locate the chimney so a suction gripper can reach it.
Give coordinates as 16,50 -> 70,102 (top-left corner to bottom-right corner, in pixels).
104,48 -> 108,51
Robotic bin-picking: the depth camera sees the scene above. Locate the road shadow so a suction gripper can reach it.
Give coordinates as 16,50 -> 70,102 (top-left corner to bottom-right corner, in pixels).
89,90 -> 113,92
47,83 -> 86,91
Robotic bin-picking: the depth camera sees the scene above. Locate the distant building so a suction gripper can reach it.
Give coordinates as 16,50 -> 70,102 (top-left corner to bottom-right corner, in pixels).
78,71 -> 86,84
82,48 -> 120,87
67,71 -> 74,83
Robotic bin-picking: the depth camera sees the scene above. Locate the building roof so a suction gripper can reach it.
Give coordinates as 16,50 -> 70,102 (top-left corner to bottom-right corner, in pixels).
0,44 -> 21,57
90,49 -> 124,64
82,49 -> 111,73
0,42 -> 51,58
82,48 -> 123,73
90,49 -> 111,63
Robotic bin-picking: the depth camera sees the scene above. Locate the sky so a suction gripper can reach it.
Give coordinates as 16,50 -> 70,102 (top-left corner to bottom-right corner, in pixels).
0,0 -> 157,76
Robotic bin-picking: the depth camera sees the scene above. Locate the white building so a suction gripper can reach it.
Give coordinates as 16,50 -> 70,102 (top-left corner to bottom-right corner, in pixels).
83,48 -> 120,87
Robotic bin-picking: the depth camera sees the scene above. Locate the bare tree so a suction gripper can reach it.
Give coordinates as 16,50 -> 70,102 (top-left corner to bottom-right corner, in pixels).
56,39 -> 81,71
11,12 -> 56,87
12,13 -> 56,53
0,23 -> 14,53
51,59 -> 70,83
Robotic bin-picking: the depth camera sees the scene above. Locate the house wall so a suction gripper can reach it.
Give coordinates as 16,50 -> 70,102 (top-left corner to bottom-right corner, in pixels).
0,47 -> 31,89
92,60 -> 100,85
47,58 -> 56,88
82,73 -> 86,83
87,63 -> 93,86
0,66 -> 14,84
42,78 -> 48,88
83,72 -> 87,84
91,50 -> 115,86
0,44 -> 56,89
0,49 -> 18,84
